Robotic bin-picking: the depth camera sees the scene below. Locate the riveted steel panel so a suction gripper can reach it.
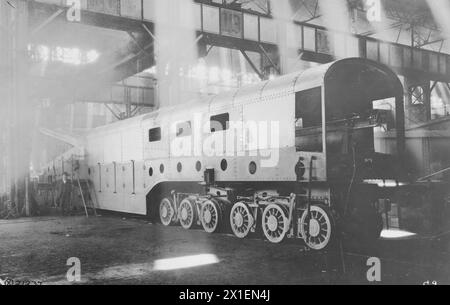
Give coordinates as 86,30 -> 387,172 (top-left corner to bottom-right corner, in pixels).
260,73 -> 300,100
208,89 -> 238,109
233,81 -> 269,106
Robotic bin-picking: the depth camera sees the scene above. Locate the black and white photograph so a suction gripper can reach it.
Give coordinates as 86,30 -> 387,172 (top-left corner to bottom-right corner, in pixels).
1,0 -> 450,291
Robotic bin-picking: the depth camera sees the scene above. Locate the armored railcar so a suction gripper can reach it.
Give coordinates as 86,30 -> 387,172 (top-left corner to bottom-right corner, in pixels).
44,58 -> 410,250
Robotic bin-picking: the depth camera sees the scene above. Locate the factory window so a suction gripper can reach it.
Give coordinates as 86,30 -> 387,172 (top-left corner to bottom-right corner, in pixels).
210,113 -> 229,133
431,81 -> 450,119
409,85 -> 425,105
176,121 -> 192,137
149,127 -> 161,142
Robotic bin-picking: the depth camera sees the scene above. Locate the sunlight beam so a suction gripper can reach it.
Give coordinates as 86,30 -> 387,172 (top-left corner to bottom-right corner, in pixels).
381,229 -> 417,240
153,254 -> 220,271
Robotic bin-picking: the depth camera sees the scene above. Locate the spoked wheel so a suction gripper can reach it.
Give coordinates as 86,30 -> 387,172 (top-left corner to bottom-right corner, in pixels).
179,198 -> 197,230
300,204 -> 334,251
201,199 -> 221,233
159,197 -> 176,226
230,202 -> 254,238
262,204 -> 288,243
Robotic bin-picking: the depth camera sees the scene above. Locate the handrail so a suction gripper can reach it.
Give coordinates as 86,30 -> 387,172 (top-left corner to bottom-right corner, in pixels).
417,167 -> 450,182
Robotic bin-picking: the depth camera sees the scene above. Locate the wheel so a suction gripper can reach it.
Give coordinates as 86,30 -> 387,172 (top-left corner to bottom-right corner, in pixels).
159,197 -> 176,226
300,204 -> 334,250
201,199 -> 221,233
230,202 -> 254,238
179,198 -> 197,230
262,204 -> 288,243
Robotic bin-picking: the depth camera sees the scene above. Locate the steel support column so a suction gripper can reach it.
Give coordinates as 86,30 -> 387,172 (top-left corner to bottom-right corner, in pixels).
11,0 -> 32,216
0,0 -> 13,202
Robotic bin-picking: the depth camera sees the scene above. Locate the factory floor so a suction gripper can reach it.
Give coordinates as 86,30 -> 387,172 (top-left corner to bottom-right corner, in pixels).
0,214 -> 449,285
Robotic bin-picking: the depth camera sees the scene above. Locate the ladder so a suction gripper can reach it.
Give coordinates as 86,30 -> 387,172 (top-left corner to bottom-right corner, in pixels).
76,176 -> 98,218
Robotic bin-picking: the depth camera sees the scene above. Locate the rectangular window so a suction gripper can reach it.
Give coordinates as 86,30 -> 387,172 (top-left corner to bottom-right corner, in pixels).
176,121 -> 192,137
210,113 -> 229,133
373,97 -> 396,131
149,127 -> 161,142
295,87 -> 323,152
296,87 -> 322,128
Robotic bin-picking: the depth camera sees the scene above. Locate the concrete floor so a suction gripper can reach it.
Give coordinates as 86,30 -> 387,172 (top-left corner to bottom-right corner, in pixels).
0,214 -> 449,285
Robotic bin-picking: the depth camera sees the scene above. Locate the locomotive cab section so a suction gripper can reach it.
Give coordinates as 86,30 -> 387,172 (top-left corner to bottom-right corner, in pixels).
227,58 -> 407,249
294,58 -> 406,243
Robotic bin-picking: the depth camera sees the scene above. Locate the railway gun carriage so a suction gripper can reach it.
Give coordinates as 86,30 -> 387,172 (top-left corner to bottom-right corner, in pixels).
44,58 -> 410,251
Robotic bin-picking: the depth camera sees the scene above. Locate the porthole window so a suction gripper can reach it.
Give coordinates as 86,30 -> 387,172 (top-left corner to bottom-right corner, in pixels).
88,168 -> 91,176
160,164 -> 165,174
195,161 -> 202,172
220,159 -> 228,171
249,162 -> 257,175
149,167 -> 153,177
177,162 -> 182,173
